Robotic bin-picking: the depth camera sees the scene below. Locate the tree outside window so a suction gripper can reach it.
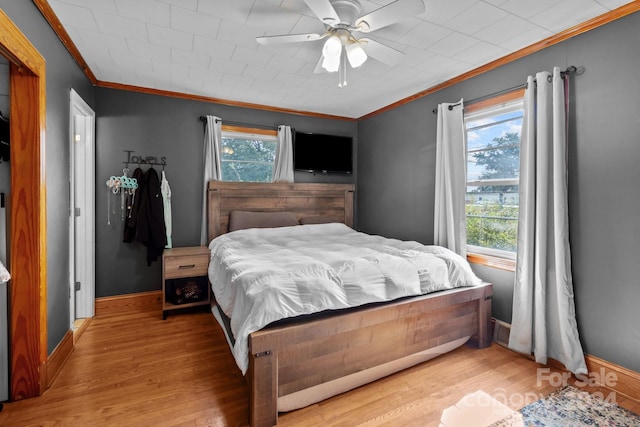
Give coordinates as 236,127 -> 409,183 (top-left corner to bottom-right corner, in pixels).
465,101 -> 523,255
221,130 -> 277,182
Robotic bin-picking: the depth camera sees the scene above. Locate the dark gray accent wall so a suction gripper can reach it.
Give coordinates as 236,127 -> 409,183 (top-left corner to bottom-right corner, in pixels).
94,87 -> 356,298
1,0 -> 95,353
564,13 -> 640,374
4,0 -> 638,375
358,11 -> 640,373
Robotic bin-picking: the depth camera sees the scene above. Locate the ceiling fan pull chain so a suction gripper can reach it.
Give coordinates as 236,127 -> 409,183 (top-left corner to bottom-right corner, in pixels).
339,50 -> 347,88
343,51 -> 348,87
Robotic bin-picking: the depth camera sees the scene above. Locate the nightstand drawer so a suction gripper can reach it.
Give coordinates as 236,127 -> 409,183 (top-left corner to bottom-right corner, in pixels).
164,254 -> 209,278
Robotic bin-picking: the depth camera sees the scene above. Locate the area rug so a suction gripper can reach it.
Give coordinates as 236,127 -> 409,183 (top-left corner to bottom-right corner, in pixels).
519,385 -> 640,426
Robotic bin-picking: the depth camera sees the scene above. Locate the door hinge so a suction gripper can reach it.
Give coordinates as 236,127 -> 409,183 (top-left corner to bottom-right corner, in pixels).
75,281 -> 81,291
75,207 -> 81,217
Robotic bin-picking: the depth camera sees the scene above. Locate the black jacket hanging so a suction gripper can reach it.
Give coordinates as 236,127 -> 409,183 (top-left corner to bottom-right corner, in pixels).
135,167 -> 166,265
123,167 -> 145,243
0,115 -> 9,162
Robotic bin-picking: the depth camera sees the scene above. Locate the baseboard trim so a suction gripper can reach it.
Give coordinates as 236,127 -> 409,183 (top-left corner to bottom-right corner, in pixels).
541,356 -> 639,404
46,329 -> 74,389
95,290 -> 163,317
73,317 -> 92,345
46,291 -> 163,390
491,318 -> 640,402
585,354 -> 640,401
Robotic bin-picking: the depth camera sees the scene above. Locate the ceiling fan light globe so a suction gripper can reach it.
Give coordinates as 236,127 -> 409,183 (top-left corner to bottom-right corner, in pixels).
346,43 -> 367,68
322,55 -> 340,72
322,35 -> 342,58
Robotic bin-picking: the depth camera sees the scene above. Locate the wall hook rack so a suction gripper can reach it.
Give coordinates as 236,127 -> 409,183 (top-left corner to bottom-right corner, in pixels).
106,168 -> 138,193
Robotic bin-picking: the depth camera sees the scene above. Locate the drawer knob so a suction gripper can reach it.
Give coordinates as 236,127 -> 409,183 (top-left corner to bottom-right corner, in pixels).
178,264 -> 196,269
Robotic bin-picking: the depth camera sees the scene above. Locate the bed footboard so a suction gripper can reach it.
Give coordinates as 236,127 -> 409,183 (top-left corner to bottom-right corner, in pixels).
247,282 -> 493,427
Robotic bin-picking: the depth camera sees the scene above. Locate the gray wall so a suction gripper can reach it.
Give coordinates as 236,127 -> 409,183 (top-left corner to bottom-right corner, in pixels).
0,0 -> 95,353
357,12 -> 640,373
3,0 -> 638,375
95,87 -> 356,297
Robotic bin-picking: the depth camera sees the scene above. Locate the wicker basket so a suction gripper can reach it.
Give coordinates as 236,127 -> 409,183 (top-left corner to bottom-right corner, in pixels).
166,276 -> 207,305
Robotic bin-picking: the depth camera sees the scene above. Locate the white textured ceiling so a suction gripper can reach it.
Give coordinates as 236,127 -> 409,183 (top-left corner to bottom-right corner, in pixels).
47,0 -> 633,118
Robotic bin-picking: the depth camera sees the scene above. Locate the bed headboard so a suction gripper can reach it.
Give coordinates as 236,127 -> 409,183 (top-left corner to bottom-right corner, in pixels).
207,181 -> 355,242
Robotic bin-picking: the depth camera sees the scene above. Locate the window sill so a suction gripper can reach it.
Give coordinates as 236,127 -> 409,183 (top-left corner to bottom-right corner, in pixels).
467,253 -> 516,272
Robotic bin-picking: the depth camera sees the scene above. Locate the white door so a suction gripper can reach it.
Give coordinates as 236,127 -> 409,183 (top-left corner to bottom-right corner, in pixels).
69,89 -> 95,323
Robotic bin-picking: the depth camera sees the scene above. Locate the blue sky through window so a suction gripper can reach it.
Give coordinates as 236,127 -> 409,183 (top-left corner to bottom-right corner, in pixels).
466,111 -> 523,182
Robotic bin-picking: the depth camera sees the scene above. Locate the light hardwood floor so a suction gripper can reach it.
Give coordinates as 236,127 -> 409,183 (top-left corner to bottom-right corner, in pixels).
1,306 -> 637,426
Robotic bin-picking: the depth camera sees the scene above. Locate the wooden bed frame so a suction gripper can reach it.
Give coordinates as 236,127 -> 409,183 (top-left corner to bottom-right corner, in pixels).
206,181 -> 493,427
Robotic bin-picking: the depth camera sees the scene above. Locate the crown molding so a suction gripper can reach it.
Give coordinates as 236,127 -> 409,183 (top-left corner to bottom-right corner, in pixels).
33,0 -> 640,122
95,80 -> 356,122
32,0 -> 97,85
359,1 -> 640,120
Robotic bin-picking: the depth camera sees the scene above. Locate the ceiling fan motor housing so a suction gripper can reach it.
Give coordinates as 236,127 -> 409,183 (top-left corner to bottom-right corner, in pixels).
329,0 -> 362,26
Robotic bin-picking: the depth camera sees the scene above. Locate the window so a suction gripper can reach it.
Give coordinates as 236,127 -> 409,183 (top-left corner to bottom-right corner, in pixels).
465,96 -> 523,261
220,126 -> 277,182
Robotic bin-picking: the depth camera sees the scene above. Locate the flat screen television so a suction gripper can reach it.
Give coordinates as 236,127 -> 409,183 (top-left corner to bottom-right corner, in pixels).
293,131 -> 353,175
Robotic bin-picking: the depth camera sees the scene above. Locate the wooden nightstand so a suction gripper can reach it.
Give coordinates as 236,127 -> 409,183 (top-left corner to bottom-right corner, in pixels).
162,246 -> 210,319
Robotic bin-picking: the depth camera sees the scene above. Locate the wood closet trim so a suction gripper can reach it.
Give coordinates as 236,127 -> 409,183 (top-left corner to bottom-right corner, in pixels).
0,9 -> 48,399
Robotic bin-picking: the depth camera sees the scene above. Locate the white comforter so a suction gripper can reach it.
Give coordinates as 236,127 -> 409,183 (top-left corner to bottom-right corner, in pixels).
208,223 -> 482,374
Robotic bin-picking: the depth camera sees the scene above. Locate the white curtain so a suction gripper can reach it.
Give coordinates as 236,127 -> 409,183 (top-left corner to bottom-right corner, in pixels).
273,125 -> 294,182
508,67 -> 587,374
200,115 -> 222,245
434,100 -> 467,257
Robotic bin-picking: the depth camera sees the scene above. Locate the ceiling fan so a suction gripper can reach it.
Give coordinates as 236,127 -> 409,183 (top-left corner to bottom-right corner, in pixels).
256,0 -> 426,87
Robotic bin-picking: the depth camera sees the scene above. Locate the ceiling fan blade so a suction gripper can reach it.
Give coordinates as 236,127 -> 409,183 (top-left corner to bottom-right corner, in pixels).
304,0 -> 341,26
359,38 -> 404,66
256,33 -> 325,45
355,0 -> 425,33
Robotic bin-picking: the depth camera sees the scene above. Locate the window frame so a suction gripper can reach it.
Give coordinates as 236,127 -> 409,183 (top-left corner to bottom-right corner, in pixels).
464,89 -> 524,271
220,125 -> 278,183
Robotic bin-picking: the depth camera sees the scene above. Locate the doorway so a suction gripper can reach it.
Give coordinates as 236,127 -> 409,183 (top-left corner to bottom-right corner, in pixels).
69,89 -> 95,325
0,53 -> 9,404
0,9 -> 47,400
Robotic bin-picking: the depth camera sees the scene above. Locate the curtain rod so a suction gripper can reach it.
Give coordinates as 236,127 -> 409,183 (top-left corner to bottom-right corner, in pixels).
431,65 -> 580,114
198,116 -> 278,130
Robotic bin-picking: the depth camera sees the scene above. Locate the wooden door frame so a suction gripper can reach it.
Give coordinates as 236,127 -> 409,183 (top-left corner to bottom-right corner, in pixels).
0,9 -> 47,399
